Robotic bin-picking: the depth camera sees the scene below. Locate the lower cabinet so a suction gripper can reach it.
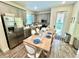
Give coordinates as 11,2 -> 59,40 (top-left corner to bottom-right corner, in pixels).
24,28 -> 31,38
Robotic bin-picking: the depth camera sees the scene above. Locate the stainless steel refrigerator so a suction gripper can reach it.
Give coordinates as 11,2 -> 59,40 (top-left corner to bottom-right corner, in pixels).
1,14 -> 24,49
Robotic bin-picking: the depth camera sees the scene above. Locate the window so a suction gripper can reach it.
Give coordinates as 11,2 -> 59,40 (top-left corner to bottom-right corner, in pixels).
26,14 -> 34,25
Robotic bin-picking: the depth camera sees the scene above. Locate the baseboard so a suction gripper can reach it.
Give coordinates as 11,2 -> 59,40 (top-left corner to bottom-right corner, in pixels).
1,48 -> 9,52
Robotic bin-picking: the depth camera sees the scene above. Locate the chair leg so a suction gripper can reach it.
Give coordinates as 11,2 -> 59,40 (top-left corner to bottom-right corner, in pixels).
42,45 -> 52,58
42,50 -> 49,58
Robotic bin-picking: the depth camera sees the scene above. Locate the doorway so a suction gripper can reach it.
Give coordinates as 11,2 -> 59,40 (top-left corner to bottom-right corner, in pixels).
55,12 -> 66,39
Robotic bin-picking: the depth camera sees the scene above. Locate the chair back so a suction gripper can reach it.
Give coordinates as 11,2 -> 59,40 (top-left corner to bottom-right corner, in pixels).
41,27 -> 46,32
25,44 -> 36,55
36,28 -> 40,33
31,29 -> 36,35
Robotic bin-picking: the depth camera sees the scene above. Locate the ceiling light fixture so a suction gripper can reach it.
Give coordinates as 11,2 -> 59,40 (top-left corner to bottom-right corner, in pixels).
62,1 -> 66,4
34,6 -> 37,10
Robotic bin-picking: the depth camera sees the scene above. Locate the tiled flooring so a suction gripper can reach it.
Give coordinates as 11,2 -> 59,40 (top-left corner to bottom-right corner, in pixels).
0,39 -> 77,58
0,43 -> 27,58
50,39 -> 77,58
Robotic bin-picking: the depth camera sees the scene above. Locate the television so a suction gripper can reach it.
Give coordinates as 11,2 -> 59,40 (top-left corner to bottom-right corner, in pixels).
41,20 -> 47,23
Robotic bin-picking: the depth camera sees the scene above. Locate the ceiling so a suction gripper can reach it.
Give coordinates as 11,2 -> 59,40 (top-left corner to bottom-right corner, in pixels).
14,1 -> 75,12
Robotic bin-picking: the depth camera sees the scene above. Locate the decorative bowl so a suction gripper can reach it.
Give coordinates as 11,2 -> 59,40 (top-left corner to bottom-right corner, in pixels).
33,38 -> 40,44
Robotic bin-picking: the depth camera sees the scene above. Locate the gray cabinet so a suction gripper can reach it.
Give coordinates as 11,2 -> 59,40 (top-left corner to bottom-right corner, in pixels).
24,28 -> 31,38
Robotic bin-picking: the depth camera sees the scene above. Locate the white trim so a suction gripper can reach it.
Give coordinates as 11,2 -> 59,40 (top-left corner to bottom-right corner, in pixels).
0,16 -> 9,52
4,13 -> 15,16
1,48 -> 9,52
1,1 -> 26,10
37,11 -> 51,14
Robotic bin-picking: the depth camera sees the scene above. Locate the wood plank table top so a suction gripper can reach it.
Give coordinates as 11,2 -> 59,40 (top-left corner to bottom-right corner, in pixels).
23,28 -> 55,52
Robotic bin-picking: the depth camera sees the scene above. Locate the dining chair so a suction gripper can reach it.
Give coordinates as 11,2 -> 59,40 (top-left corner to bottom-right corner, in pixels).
24,43 -> 42,58
31,29 -> 36,35
42,50 -> 47,57
36,28 -> 40,34
41,27 -> 46,32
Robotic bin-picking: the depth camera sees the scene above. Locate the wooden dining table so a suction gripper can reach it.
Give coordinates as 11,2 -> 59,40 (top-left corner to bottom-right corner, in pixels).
23,28 -> 55,53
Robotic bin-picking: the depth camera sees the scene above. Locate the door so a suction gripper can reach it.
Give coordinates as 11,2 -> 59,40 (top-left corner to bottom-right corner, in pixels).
55,12 -> 65,36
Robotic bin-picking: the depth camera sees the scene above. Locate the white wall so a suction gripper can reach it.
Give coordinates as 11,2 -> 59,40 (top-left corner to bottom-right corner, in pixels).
0,16 -> 9,52
36,11 -> 51,24
1,1 -> 26,10
50,5 -> 73,36
69,2 -> 79,45
37,13 -> 50,23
